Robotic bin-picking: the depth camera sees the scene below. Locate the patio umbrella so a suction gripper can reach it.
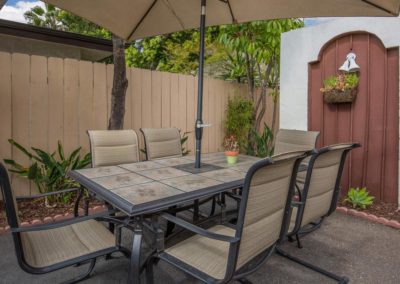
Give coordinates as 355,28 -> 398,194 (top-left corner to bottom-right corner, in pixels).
43,0 -> 400,168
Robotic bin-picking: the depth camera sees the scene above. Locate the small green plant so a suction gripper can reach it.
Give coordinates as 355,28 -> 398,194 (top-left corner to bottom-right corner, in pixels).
321,73 -> 359,92
345,187 -> 374,209
224,96 -> 253,152
180,131 -> 191,156
247,123 -> 274,158
4,139 -> 91,205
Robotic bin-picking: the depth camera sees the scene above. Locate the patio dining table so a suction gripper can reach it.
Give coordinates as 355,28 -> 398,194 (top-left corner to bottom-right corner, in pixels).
68,152 -> 261,283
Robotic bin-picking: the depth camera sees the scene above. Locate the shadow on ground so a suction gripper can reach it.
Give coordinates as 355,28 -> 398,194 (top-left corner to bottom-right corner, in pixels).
0,211 -> 399,284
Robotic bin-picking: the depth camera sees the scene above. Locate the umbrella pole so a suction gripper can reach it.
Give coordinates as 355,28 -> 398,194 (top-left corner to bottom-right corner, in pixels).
195,0 -> 206,168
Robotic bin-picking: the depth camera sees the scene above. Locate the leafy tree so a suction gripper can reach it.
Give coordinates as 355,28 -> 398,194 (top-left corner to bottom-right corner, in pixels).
126,27 -> 224,76
219,19 -> 304,152
25,4 -> 127,130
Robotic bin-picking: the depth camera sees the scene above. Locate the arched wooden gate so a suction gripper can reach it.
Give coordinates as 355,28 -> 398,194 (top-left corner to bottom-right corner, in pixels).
308,32 -> 398,203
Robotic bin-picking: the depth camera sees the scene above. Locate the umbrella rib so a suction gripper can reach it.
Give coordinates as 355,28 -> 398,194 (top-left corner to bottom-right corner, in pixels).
219,0 -> 237,23
163,0 -> 185,30
361,0 -> 399,15
128,0 -> 159,40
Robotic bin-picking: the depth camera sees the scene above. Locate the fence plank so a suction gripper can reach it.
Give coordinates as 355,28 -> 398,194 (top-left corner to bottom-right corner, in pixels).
11,53 -> 31,196
178,75 -> 187,133
202,78 -> 210,153
186,75 -> 196,154
93,63 -> 108,130
142,69 -> 152,128
48,57 -> 64,152
170,73 -> 179,129
106,64 -> 113,123
151,71 -> 162,128
78,60 -> 94,152
63,59 -> 79,155
124,68 -> 132,129
0,52 -> 12,165
161,72 -> 171,127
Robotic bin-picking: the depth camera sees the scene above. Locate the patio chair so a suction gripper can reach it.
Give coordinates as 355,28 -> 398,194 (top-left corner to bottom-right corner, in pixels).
274,129 -> 320,155
140,127 -> 182,160
86,129 -> 141,230
87,129 -> 140,167
287,143 -> 361,248
145,151 -> 307,284
0,162 -> 129,283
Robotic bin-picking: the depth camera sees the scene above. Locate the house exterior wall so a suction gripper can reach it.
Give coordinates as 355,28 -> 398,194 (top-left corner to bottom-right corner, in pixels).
280,17 -> 400,206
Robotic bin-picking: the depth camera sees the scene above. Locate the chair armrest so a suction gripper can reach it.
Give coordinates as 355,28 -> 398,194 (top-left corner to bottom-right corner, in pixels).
160,213 -> 239,243
11,211 -> 117,233
16,187 -> 80,200
291,201 -> 304,207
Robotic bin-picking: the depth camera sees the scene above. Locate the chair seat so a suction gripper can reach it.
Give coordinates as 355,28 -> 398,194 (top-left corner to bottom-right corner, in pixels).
21,220 -> 116,268
164,225 -> 235,280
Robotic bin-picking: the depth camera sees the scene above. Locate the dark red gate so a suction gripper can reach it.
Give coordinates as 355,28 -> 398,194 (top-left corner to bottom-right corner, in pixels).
308,32 -> 398,203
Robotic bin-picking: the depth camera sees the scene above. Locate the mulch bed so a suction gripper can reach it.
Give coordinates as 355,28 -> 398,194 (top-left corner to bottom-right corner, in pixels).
0,195 -> 104,228
340,199 -> 400,222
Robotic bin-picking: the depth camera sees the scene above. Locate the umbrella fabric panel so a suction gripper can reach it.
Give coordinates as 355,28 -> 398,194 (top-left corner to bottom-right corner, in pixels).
44,0 -> 399,40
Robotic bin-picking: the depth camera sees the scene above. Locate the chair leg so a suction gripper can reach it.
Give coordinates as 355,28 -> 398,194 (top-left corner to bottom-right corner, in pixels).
62,259 -> 96,284
276,246 -> 349,283
295,234 -> 303,249
209,196 -> 216,217
146,257 -> 156,284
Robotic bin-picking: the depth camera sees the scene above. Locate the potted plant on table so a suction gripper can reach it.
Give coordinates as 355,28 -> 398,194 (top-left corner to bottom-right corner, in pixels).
224,135 -> 240,164
320,72 -> 359,104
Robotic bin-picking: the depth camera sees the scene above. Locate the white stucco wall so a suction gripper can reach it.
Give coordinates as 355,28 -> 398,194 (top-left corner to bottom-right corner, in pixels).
280,17 -> 400,130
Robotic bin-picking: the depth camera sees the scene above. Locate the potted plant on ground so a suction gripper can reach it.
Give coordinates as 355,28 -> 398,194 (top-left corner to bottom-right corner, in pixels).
224,135 -> 240,164
320,72 -> 359,103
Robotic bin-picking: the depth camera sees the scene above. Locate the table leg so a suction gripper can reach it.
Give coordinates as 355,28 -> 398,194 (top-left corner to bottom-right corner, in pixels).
128,221 -> 143,284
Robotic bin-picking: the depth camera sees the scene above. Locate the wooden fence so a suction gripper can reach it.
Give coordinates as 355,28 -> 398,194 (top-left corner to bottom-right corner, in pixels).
0,52 -> 275,196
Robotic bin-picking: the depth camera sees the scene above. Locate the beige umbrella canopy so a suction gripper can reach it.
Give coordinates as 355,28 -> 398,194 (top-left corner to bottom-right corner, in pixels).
43,0 -> 399,40
43,0 -> 400,169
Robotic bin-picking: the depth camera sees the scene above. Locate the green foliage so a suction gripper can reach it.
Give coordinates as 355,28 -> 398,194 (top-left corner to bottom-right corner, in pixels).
126,27 -> 223,75
218,19 -> 304,85
180,131 -> 191,156
345,187 -> 374,209
24,4 -> 110,39
248,123 -> 274,157
322,73 -> 359,92
4,140 -> 91,204
224,97 -> 253,152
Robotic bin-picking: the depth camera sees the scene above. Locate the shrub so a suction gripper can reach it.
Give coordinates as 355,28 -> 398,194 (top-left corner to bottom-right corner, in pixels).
224,96 -> 253,152
247,123 -> 274,157
345,187 -> 374,209
4,139 -> 91,205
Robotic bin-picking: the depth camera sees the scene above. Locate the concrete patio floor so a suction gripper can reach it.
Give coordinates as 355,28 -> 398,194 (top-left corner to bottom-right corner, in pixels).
0,212 -> 399,284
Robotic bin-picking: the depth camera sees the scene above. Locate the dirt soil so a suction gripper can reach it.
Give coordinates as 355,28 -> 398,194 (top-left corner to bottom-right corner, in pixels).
340,199 -> 400,222
0,195 -> 104,227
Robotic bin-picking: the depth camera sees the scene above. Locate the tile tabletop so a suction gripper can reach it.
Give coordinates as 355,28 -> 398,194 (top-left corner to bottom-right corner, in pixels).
71,152 -> 262,214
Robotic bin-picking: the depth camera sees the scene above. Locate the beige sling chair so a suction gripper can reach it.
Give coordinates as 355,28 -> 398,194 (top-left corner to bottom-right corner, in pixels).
0,162 -> 129,283
145,151 -> 311,283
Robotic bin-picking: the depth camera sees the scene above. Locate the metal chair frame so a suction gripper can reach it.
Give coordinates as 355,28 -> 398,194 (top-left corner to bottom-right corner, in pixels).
0,163 -> 130,284
146,152 -> 306,284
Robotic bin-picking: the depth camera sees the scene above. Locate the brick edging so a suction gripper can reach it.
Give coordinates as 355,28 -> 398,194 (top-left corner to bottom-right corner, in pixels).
0,205 -> 107,235
336,206 -> 400,229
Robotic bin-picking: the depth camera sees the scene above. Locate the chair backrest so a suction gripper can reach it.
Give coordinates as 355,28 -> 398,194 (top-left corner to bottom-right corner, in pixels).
234,151 -> 307,269
140,128 -> 182,160
295,143 -> 360,228
274,129 -> 320,155
0,163 -> 19,229
87,130 -> 140,167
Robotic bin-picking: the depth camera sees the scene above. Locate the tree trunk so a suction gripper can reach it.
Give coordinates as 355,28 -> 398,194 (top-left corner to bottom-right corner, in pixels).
108,34 -> 128,130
